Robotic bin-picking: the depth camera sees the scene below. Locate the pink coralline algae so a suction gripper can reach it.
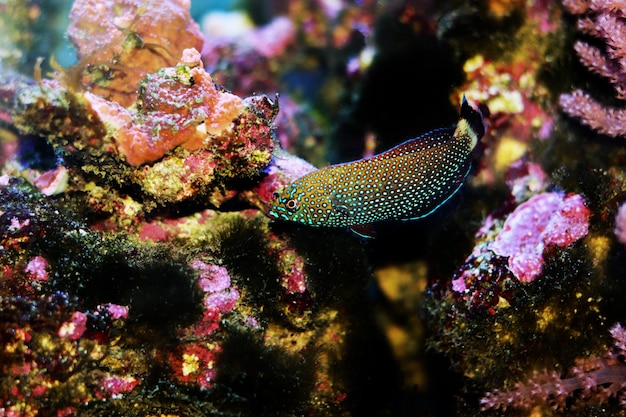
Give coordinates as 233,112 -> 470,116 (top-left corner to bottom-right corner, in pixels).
8,216 -> 29,232
24,256 -> 48,283
616,201 -> 626,245
481,323 -> 626,411
559,0 -> 626,137
167,261 -> 243,389
268,234 -> 308,295
192,261 -> 240,316
101,303 -> 129,320
0,290 -> 140,415
97,374 -> 139,400
85,48 -> 245,167
58,311 -> 88,340
193,262 -> 235,295
489,192 -> 591,282
448,162 -> 590,311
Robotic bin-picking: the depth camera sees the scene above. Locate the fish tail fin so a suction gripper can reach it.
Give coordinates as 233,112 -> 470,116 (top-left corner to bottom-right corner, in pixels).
455,95 -> 486,149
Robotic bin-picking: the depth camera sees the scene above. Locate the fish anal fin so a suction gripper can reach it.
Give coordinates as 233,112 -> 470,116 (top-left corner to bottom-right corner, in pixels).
349,224 -> 377,238
403,162 -> 472,221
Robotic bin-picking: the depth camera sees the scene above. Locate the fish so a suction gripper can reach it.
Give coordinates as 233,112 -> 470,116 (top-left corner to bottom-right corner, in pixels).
268,97 -> 486,233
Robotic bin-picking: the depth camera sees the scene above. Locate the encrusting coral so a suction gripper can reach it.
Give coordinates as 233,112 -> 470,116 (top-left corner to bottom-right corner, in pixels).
488,190 -> 590,283
84,48 -> 247,166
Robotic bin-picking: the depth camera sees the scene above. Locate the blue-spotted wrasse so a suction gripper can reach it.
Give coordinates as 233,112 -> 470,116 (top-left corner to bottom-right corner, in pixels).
268,96 -> 486,234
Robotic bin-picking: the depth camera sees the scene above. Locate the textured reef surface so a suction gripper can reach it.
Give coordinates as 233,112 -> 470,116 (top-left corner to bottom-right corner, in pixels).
2,0 -> 626,416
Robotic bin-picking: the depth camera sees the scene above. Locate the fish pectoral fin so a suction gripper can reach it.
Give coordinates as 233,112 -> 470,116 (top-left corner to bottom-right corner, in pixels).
335,204 -> 352,216
330,195 -> 353,217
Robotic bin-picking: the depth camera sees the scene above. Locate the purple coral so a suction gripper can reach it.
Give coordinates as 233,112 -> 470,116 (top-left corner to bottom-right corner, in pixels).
447,163 -> 590,312
101,303 -> 129,320
559,0 -> 626,136
481,323 -> 626,411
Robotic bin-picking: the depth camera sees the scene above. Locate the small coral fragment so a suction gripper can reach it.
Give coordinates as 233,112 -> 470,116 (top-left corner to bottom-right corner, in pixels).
24,256 -> 49,283
97,374 -> 139,399
101,303 -> 129,320
166,260 -> 246,391
32,166 -> 68,196
191,261 -> 240,315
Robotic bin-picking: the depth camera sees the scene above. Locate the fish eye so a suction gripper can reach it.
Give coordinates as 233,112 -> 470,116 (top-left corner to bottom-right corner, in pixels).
286,199 -> 299,211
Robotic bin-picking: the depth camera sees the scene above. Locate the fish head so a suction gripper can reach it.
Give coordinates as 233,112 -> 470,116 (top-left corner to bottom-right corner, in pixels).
268,182 -> 307,222
268,177 -> 334,225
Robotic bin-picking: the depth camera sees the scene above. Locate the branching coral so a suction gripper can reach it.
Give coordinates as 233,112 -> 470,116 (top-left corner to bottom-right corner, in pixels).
481,323 -> 626,411
559,0 -> 626,137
